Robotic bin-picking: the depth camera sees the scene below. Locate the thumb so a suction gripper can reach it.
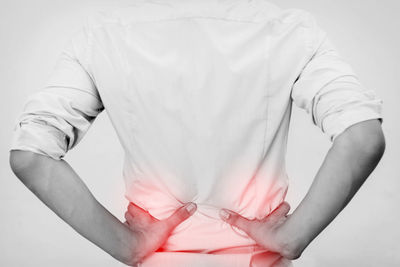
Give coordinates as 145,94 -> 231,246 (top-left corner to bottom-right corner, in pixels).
219,209 -> 255,236
269,202 -> 290,219
164,202 -> 197,231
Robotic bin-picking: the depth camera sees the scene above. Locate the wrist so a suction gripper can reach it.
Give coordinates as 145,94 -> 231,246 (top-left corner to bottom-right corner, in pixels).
276,218 -> 310,260
113,224 -> 141,266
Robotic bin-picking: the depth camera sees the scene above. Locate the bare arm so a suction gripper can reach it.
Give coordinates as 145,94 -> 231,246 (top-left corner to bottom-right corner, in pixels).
9,150 -> 136,264
9,150 -> 196,266
220,119 -> 385,260
279,119 -> 385,258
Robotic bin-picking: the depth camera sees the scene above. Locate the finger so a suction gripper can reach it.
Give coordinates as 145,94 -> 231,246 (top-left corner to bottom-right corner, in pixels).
123,220 -> 130,226
127,204 -> 155,226
219,209 -> 255,235
269,202 -> 290,218
250,251 -> 282,267
163,202 -> 197,231
128,202 -> 150,216
125,211 -> 134,223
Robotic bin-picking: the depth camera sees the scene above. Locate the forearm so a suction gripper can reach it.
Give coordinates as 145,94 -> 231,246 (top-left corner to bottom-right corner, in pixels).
280,119 -> 385,259
9,150 -> 135,265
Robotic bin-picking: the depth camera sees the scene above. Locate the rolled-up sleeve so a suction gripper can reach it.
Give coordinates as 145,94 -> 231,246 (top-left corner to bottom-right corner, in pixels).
291,12 -> 383,142
10,19 -> 104,160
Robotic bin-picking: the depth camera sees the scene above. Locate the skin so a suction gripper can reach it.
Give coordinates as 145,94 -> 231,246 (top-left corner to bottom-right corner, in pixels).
9,119 -> 385,265
9,149 -> 197,266
219,119 -> 385,261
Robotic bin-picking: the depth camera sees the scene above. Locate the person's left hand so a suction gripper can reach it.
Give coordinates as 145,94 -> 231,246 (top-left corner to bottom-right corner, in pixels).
219,202 -> 300,260
123,202 -> 197,266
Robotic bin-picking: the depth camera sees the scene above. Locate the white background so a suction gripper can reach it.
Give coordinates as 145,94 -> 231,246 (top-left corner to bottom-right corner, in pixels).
1,0 -> 399,266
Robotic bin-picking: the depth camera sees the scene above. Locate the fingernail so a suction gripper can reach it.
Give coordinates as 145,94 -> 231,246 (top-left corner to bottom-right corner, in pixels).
219,209 -> 230,220
185,202 -> 196,214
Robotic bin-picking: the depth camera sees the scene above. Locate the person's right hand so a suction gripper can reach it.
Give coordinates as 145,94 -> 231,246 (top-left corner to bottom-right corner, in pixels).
122,202 -> 197,266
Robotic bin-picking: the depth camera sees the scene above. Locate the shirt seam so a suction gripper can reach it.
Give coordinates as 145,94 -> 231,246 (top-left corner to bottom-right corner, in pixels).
83,16 -> 105,106
261,38 -> 272,157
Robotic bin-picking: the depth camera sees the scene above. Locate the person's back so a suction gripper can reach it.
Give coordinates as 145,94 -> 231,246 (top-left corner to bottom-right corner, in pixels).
9,0 -> 384,266
90,0 -> 305,252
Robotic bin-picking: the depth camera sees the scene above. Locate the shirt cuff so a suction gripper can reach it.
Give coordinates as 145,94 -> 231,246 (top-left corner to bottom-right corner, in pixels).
9,121 -> 68,160
323,104 -> 383,143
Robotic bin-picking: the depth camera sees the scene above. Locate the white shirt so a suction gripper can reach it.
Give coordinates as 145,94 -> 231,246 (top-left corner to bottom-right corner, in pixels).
10,0 -> 383,266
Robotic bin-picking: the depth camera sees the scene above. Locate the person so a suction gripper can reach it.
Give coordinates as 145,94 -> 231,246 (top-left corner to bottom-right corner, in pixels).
9,0 -> 385,266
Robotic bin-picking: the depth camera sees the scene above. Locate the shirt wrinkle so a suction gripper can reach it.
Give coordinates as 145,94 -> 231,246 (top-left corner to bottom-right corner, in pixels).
10,1 -> 383,266
43,86 -> 102,101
